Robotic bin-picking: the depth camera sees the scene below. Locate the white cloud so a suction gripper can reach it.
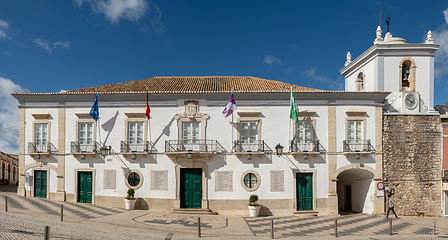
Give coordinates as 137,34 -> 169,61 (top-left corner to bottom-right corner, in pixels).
301,67 -> 344,90
35,38 -> 70,54
0,19 -> 10,40
0,77 -> 28,153
264,54 -> 282,66
433,8 -> 448,78
75,0 -> 148,24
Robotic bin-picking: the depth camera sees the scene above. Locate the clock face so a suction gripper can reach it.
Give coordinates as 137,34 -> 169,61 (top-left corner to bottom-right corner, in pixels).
405,93 -> 418,110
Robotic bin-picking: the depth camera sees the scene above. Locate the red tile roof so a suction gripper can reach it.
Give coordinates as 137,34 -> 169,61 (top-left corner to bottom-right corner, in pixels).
67,76 -> 324,93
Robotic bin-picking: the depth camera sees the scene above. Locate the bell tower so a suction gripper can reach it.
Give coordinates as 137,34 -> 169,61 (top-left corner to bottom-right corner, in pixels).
340,26 -> 439,114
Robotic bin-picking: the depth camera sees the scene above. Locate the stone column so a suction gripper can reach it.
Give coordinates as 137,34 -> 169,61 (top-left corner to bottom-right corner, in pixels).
327,106 -> 338,214
374,106 -> 384,213
54,107 -> 66,201
17,108 -> 26,197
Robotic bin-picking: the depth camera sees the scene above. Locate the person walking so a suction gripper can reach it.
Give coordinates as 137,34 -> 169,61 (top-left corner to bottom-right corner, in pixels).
385,194 -> 398,219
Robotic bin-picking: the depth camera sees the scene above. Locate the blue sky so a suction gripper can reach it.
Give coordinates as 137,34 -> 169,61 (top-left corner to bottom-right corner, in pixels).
1,0 -> 448,153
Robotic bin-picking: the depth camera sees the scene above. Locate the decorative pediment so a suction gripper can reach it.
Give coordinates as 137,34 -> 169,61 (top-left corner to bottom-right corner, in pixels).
32,112 -> 51,119
174,100 -> 209,119
345,109 -> 367,116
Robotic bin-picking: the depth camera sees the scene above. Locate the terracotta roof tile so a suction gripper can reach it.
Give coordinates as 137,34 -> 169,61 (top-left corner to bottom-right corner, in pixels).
67,76 -> 324,93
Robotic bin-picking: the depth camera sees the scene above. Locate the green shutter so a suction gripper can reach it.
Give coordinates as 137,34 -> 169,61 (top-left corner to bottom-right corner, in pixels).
297,173 -> 313,211
180,168 -> 202,209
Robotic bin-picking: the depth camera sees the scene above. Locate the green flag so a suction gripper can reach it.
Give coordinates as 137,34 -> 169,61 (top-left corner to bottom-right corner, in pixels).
290,88 -> 299,123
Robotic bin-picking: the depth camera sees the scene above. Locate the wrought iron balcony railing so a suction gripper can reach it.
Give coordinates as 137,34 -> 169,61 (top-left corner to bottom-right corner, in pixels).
343,139 -> 375,152
290,139 -> 326,153
165,139 -> 226,153
121,141 -> 157,153
71,141 -> 103,154
28,142 -> 58,154
232,140 -> 273,153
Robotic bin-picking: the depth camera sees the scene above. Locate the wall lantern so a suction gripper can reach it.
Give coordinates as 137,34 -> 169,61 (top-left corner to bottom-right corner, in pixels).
36,154 -> 41,160
187,150 -> 193,159
275,144 -> 284,156
355,153 -> 360,159
132,154 -> 137,160
100,145 -> 111,157
247,153 -> 252,161
81,154 -> 86,160
304,154 -> 309,160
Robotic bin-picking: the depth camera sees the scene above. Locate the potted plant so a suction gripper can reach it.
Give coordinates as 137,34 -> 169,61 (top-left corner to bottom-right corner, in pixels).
248,194 -> 260,217
124,188 -> 136,210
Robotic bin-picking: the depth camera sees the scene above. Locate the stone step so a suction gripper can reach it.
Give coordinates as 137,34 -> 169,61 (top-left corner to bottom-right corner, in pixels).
171,208 -> 218,215
293,210 -> 318,216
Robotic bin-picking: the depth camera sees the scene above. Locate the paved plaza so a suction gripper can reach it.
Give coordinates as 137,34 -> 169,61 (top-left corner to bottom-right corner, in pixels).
0,186 -> 447,239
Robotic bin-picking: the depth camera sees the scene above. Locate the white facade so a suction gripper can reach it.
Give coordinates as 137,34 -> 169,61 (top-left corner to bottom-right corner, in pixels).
14,89 -> 387,216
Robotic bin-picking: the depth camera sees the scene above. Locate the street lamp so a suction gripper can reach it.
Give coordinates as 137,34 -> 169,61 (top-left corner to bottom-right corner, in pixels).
100,145 -> 111,157
275,144 -> 284,156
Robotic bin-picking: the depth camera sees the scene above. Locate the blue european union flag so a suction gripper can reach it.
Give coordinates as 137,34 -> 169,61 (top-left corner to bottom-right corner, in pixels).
89,93 -> 99,121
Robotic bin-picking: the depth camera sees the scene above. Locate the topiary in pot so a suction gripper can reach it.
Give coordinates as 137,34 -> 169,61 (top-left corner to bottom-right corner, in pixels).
126,188 -> 135,200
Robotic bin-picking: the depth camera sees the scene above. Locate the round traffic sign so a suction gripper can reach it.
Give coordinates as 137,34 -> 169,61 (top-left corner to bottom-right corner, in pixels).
377,182 -> 384,190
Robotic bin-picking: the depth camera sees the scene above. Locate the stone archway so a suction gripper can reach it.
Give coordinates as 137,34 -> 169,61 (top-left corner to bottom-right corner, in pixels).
336,168 -> 374,214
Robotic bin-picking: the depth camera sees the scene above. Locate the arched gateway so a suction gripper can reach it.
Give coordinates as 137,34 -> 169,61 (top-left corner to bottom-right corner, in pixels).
337,168 -> 374,214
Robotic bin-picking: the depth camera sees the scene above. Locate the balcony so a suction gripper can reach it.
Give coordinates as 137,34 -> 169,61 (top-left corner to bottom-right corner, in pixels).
71,141 -> 103,157
290,139 -> 326,157
28,142 -> 58,158
121,141 -> 157,157
232,140 -> 273,157
343,139 -> 375,157
165,139 -> 226,160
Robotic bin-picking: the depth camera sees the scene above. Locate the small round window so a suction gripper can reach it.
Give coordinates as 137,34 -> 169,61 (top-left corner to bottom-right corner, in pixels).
241,170 -> 261,192
125,170 -> 143,189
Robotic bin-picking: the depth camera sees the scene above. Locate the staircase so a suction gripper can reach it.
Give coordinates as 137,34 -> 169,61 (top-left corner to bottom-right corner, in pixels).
171,208 -> 217,215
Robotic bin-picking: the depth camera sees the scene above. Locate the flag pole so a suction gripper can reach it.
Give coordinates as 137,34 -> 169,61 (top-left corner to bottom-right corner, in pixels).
147,88 -> 152,142
96,90 -> 102,145
289,88 -> 292,144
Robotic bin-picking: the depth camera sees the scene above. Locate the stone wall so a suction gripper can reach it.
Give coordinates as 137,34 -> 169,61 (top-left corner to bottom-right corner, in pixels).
383,115 -> 441,216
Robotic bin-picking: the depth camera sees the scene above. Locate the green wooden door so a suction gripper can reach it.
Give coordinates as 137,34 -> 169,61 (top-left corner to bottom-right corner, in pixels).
34,170 -> 47,198
78,172 -> 92,203
180,168 -> 202,208
296,173 -> 313,211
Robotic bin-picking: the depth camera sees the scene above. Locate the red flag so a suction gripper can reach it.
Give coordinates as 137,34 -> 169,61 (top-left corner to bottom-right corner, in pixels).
145,91 -> 150,119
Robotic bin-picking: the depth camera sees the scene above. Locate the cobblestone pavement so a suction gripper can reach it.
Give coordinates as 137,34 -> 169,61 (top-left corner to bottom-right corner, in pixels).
243,214 -> 448,238
1,185 -> 448,239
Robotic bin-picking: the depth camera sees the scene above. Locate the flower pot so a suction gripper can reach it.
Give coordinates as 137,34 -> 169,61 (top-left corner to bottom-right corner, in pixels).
125,199 -> 136,210
248,205 -> 260,217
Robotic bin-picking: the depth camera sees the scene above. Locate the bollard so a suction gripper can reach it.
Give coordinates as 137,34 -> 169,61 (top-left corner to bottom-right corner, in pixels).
5,196 -> 7,212
61,204 -> 63,222
44,226 -> 50,240
389,218 -> 392,235
334,219 -> 338,237
197,217 -> 201,238
433,219 -> 436,235
270,219 -> 274,239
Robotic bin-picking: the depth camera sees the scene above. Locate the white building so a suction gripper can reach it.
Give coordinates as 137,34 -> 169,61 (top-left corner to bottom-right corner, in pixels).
13,26 -> 440,216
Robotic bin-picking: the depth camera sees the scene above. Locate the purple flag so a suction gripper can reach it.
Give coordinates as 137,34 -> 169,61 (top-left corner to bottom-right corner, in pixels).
222,92 -> 237,118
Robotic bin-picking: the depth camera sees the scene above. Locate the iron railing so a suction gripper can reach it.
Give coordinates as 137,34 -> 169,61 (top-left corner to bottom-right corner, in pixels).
165,139 -> 226,153
232,140 -> 273,153
28,142 -> 58,154
71,141 -> 103,154
290,139 -> 326,153
121,141 -> 157,153
343,139 -> 375,152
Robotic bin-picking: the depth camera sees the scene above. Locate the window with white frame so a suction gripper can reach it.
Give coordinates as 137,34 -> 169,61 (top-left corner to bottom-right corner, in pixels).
78,122 -> 93,152
241,122 -> 257,143
35,123 -> 48,152
128,122 -> 144,152
348,121 -> 362,142
296,121 -> 313,141
183,121 -> 200,141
